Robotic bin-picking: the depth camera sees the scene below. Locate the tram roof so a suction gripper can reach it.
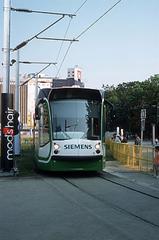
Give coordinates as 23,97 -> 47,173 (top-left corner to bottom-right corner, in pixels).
38,87 -> 102,101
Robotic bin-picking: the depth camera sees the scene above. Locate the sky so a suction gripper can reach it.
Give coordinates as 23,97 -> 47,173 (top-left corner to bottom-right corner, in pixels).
0,0 -> 159,89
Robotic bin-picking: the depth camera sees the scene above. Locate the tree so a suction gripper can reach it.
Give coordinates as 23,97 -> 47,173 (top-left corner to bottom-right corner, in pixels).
104,75 -> 159,138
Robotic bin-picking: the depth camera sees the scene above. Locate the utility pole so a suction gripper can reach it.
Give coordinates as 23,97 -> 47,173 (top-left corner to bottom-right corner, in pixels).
3,0 -> 11,93
1,0 -> 15,173
15,50 -> 19,112
14,50 -> 20,156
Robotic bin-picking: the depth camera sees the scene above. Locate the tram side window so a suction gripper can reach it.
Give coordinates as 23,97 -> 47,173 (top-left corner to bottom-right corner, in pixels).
39,103 -> 50,146
87,117 -> 100,140
86,101 -> 100,140
92,118 -> 99,136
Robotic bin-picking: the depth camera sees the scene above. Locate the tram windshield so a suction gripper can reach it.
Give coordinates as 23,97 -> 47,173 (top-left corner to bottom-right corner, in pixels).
51,100 -> 101,140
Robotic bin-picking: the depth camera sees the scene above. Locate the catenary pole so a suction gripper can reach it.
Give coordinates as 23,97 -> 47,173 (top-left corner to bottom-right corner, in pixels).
1,0 -> 15,173
14,50 -> 20,156
3,0 -> 11,93
15,50 -> 19,111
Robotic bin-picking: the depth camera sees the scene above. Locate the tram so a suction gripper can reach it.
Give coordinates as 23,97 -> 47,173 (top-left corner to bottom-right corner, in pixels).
34,87 -> 106,171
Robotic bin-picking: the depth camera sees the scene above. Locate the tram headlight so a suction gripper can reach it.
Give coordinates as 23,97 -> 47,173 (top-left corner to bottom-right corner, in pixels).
54,143 -> 60,150
54,143 -> 60,154
95,143 -> 100,150
95,143 -> 100,154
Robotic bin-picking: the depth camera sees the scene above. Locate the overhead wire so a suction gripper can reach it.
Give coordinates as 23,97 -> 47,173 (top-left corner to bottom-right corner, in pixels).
55,42 -> 73,78
55,18 -> 72,63
55,0 -> 88,75
75,0 -> 122,40
74,0 -> 89,14
20,63 -> 52,86
55,0 -> 123,78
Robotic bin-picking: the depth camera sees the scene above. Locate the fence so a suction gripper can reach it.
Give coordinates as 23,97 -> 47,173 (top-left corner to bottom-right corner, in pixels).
106,140 -> 154,172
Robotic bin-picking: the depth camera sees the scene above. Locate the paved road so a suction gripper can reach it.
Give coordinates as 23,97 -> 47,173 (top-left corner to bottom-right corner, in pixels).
0,172 -> 159,240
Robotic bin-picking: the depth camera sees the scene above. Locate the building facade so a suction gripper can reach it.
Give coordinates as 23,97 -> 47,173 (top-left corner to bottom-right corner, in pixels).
67,66 -> 82,81
53,66 -> 84,88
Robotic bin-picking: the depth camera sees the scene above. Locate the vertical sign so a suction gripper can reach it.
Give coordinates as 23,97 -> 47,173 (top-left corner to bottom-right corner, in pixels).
1,93 -> 14,171
140,109 -> 146,119
140,108 -> 146,144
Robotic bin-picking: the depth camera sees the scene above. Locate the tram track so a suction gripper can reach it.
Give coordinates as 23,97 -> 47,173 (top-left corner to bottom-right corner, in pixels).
61,174 -> 159,229
99,172 -> 159,200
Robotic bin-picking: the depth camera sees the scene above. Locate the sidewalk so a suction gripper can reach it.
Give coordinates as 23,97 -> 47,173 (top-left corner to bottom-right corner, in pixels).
104,161 -> 159,192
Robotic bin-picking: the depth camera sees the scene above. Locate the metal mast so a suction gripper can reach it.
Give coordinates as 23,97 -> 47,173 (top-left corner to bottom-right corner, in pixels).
3,0 -> 11,93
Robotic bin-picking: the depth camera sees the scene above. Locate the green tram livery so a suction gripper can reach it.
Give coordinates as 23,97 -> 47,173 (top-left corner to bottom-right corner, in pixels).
34,87 -> 106,171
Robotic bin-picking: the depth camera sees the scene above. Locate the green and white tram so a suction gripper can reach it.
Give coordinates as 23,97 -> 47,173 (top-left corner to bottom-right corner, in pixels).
34,87 -> 106,171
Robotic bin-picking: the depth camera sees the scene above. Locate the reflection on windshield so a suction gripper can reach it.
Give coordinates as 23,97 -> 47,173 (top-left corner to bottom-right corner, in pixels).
51,100 -> 101,140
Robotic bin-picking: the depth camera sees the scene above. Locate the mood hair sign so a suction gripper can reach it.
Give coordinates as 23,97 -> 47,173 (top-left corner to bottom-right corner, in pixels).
1,93 -> 14,171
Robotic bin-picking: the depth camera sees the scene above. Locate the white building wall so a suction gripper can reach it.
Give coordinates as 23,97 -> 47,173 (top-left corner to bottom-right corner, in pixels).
67,66 -> 82,81
27,77 -> 52,127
